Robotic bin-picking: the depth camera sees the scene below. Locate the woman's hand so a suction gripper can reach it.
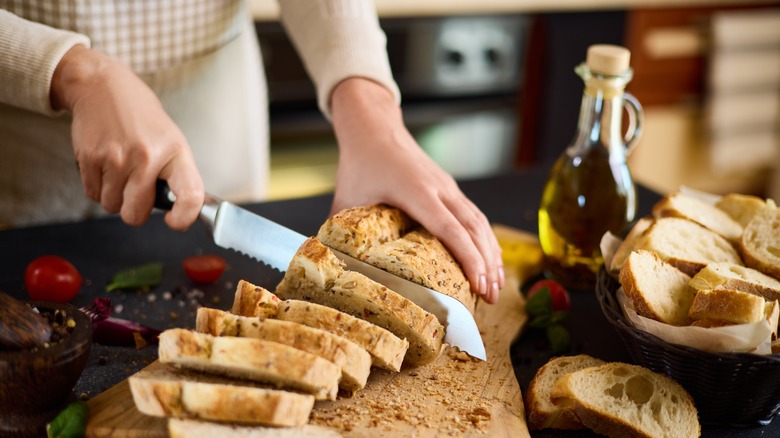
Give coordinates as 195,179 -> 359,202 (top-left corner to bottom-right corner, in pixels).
330,78 -> 504,304
50,45 -> 203,230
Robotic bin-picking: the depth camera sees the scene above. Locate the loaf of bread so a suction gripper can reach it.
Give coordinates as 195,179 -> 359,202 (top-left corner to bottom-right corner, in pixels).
688,289 -> 767,325
317,204 -> 413,258
318,204 -> 475,313
168,419 -> 341,438
275,300 -> 409,371
715,193 -> 768,228
688,262 -> 780,301
740,203 -> 780,279
196,307 -> 371,391
158,328 -> 341,400
653,191 -> 743,243
634,217 -> 742,276
129,363 -> 314,427
619,250 -> 695,326
525,354 -> 606,430
550,362 -> 700,438
276,237 -> 444,366
231,280 -> 280,318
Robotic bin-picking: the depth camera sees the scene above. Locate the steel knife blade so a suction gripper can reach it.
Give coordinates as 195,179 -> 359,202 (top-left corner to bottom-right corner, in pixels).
155,181 -> 486,360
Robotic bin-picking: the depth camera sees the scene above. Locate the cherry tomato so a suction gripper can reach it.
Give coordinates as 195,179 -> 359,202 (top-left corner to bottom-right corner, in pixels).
183,255 -> 226,284
527,279 -> 571,311
25,255 -> 83,303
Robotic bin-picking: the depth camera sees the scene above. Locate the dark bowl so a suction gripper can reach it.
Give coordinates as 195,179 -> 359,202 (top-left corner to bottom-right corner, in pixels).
0,301 -> 92,437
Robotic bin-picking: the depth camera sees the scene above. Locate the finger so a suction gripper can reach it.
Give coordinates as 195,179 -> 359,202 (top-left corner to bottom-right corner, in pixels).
442,195 -> 503,304
99,161 -> 128,215
75,155 -> 103,203
159,156 -> 204,231
120,171 -> 156,227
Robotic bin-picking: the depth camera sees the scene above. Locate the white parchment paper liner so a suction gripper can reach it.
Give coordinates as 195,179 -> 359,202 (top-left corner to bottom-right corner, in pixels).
600,228 -> 778,355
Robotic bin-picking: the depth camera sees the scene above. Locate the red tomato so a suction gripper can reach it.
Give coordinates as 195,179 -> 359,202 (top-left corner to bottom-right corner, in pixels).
527,279 -> 571,311
183,255 -> 226,284
25,255 -> 83,303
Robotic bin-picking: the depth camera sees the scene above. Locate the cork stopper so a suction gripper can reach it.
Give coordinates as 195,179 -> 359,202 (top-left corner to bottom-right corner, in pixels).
586,44 -> 631,75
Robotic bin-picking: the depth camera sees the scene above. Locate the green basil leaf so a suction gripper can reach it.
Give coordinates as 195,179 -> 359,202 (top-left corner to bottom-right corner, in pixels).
550,310 -> 569,324
106,262 -> 163,292
547,324 -> 571,354
47,401 -> 88,438
529,313 -> 552,328
525,287 -> 552,317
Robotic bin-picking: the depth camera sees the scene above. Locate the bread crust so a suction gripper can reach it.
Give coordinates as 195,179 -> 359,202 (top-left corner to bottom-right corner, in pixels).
231,280 -> 281,318
196,307 -> 372,391
739,205 -> 780,279
652,192 -> 743,243
317,204 -> 413,258
276,300 -> 409,371
688,289 -> 766,324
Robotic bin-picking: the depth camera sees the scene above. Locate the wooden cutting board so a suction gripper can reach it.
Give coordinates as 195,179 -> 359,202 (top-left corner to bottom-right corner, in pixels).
85,249 -> 531,437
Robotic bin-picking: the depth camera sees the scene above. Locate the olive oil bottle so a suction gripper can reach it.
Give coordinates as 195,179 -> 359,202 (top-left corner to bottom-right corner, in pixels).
538,45 -> 644,290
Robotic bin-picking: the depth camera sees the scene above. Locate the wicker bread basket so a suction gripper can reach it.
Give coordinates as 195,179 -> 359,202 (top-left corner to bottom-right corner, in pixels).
596,267 -> 780,427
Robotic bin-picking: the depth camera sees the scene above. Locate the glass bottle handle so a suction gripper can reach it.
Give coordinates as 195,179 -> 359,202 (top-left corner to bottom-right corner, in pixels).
622,92 -> 644,155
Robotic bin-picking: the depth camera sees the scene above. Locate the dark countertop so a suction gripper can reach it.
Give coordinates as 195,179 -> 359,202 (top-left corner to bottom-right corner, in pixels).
1,166 -> 776,437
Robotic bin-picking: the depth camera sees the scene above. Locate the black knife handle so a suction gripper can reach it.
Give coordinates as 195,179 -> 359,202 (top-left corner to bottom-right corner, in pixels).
154,179 -> 176,211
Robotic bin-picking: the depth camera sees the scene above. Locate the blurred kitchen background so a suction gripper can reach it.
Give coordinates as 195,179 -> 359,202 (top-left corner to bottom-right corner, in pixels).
250,0 -> 780,201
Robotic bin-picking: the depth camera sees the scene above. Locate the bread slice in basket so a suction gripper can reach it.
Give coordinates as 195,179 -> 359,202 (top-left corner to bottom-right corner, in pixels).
653,191 -> 743,243
619,250 -> 695,326
275,237 -> 445,366
231,281 -> 409,371
158,328 -> 341,400
715,193 -> 769,228
688,288 -> 768,325
196,307 -> 372,391
525,354 -> 606,430
550,362 -> 700,438
740,203 -> 780,279
689,262 -> 780,301
129,363 -> 314,427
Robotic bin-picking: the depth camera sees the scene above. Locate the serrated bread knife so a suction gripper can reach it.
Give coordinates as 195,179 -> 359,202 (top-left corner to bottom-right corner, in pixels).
155,181 -> 486,361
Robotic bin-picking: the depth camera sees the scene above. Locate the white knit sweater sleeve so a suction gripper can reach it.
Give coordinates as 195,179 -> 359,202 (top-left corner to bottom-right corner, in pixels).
277,0 -> 401,119
0,9 -> 90,116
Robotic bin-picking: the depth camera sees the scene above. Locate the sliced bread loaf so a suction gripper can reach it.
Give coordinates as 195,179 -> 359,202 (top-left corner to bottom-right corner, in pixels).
688,262 -> 780,301
276,237 -> 444,366
275,300 -> 409,371
196,307 -> 371,391
158,328 -> 341,400
317,204 -> 413,258
362,229 -> 476,314
619,250 -> 695,326
637,217 -> 742,276
525,354 -> 606,430
652,192 -> 743,243
231,280 -> 281,318
550,362 -> 700,438
688,289 -> 767,325
715,193 -> 768,228
129,363 -> 314,427
740,204 -> 780,279
168,419 -> 341,438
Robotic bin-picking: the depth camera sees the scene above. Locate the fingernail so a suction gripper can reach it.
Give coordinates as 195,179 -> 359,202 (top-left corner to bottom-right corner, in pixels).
490,281 -> 500,298
479,274 -> 487,295
498,266 -> 505,289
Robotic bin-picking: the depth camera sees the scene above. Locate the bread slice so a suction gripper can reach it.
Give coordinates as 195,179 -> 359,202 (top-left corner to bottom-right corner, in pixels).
158,328 -> 340,400
609,216 -> 654,274
196,307 -> 371,391
129,363 -> 314,427
715,193 -> 768,228
362,229 -> 476,314
276,300 -> 408,371
276,237 -> 444,366
231,280 -> 280,318
688,288 -> 767,324
619,250 -> 695,326
652,191 -> 743,243
317,204 -> 414,259
551,362 -> 700,438
525,354 -> 606,430
168,419 -> 342,438
637,217 -> 742,276
740,204 -> 780,279
688,262 -> 780,301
